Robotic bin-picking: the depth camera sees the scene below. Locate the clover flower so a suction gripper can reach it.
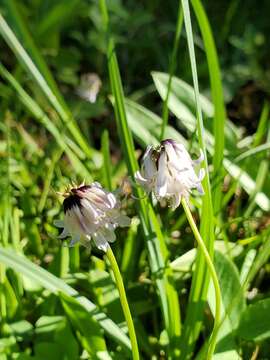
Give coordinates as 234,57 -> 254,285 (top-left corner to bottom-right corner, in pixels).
135,139 -> 205,209
55,182 -> 130,252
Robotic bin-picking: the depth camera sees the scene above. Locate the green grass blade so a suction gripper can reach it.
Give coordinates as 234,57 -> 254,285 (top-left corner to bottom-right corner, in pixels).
0,246 -> 132,352
252,101 -> 269,147
191,0 -> 226,214
160,1 -> 183,140
180,0 -> 216,357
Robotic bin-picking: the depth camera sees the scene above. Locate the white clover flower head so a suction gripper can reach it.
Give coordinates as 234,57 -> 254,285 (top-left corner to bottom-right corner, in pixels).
135,139 -> 205,209
55,182 -> 130,252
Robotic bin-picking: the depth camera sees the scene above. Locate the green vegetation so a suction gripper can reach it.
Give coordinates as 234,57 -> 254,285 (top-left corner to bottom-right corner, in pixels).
0,0 -> 269,359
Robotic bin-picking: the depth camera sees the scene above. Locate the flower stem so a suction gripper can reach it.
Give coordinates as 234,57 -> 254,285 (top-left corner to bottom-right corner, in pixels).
106,245 -> 140,360
181,198 -> 221,360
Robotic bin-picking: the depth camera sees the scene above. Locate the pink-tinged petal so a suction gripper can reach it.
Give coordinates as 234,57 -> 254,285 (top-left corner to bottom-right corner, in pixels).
107,193 -> 117,208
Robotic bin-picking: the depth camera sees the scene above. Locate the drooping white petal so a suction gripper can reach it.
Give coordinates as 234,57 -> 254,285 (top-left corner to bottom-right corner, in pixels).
198,168 -> 205,181
93,232 -> 109,252
156,152 -> 168,197
164,142 -> 179,166
171,194 -> 181,210
143,146 -> 157,180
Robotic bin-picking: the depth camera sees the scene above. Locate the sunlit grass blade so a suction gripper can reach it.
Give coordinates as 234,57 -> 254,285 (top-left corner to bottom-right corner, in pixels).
180,0 -> 216,358
99,0 -> 181,356
191,0 -> 226,214
0,11 -> 92,157
0,246 -> 132,353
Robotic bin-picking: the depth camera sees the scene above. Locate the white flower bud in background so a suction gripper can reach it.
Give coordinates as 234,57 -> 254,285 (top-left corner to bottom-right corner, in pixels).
55,182 -> 130,252
135,139 -> 205,209
76,73 -> 102,103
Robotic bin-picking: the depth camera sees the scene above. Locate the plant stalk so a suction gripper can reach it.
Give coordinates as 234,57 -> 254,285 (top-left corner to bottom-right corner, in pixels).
106,245 -> 140,360
182,198 -> 221,359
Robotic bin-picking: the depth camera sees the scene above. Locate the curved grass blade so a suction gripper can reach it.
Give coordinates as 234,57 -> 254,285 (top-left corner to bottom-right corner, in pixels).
180,1 -> 215,357
0,246 -> 131,352
191,0 -> 226,214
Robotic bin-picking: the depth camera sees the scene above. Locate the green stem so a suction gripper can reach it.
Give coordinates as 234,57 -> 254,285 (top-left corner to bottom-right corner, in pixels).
106,245 -> 140,360
181,199 -> 221,360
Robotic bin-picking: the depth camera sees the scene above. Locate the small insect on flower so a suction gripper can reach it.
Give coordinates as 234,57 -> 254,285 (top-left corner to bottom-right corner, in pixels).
135,139 -> 205,209
54,182 -> 131,252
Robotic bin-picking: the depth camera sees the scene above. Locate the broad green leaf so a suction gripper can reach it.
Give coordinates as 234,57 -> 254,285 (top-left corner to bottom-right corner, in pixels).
124,98 -> 187,147
207,251 -> 245,359
171,241 -> 243,272
34,342 -> 64,360
237,298 -> 270,342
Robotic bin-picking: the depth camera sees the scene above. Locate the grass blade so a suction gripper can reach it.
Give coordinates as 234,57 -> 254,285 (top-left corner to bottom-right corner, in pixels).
191,0 -> 226,214
180,0 -> 216,357
160,1 -> 183,140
